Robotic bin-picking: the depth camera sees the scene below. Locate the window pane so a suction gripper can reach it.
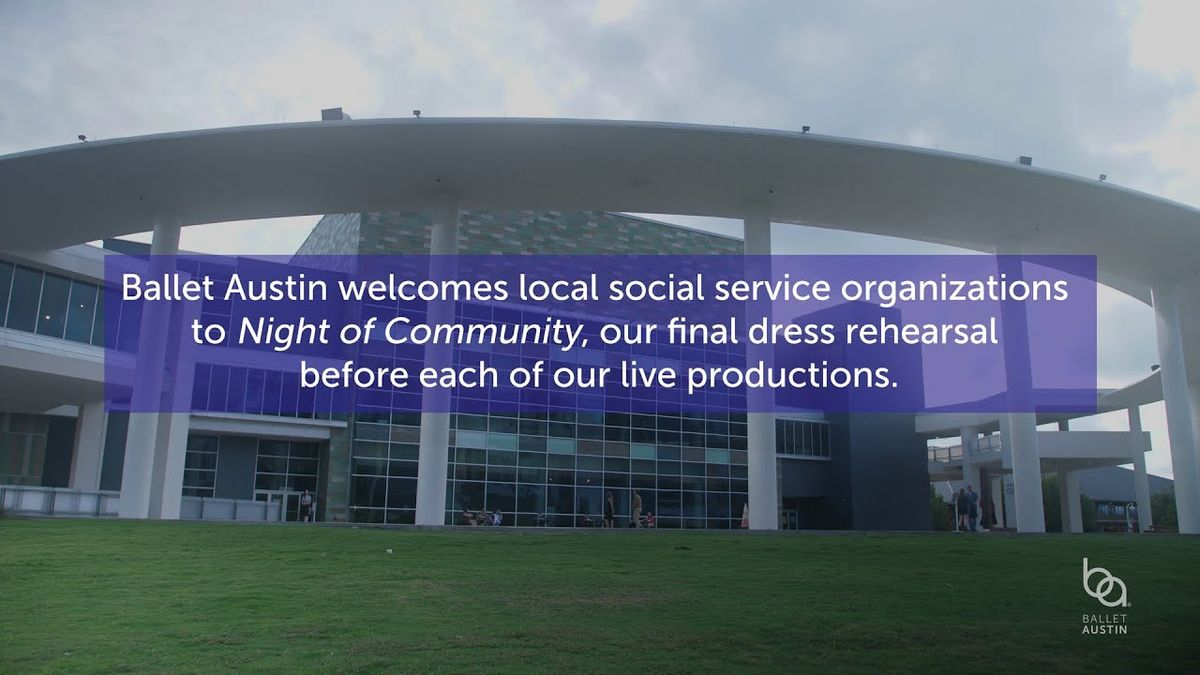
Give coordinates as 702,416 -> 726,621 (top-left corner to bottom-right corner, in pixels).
290,442 -> 320,459
90,290 -> 105,346
455,430 -> 486,449
289,458 -> 319,476
257,455 -> 288,473
485,482 -> 516,513
184,452 -> 216,470
207,366 -> 229,412
244,370 -> 265,414
226,368 -> 247,412
183,469 -> 215,489
387,478 -> 417,509
6,267 -> 42,332
486,432 -> 517,450
486,451 -> 518,473
353,475 -> 387,508
64,281 -> 98,343
262,371 -> 282,415
630,443 -> 655,460
546,485 -> 574,514
0,262 -> 12,326
35,273 -> 71,338
454,481 -> 485,510
517,484 -> 545,513
253,473 -> 282,491
705,448 -> 730,464
259,439 -> 289,457
187,435 -> 219,453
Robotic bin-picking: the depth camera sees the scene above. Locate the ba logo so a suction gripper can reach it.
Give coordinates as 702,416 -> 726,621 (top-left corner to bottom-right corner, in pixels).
1083,557 -> 1128,608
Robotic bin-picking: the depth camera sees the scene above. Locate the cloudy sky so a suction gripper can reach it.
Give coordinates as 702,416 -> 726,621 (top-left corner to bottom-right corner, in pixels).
2,0 -> 1197,477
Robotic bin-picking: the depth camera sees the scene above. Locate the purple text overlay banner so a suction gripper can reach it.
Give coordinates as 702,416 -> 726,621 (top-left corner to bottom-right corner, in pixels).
103,254 -> 1098,414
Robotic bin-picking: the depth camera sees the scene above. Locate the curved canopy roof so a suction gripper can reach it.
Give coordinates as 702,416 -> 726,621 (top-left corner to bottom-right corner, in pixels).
2,117 -> 1198,384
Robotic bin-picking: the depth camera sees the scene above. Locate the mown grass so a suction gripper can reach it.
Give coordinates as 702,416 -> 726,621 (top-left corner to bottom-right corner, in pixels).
0,518 -> 1197,673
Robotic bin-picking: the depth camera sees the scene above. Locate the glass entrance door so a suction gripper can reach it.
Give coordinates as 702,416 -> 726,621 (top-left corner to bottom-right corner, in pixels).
255,490 -> 301,521
780,509 -> 799,530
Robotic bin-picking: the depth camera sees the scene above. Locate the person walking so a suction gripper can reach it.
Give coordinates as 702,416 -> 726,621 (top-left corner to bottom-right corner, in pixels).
955,488 -> 970,532
630,490 -> 643,528
299,490 -> 314,523
967,485 -> 980,532
604,491 -> 615,528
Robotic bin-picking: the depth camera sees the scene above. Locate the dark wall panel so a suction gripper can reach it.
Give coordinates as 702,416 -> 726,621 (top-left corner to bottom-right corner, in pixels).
846,413 -> 930,531
780,459 -> 829,499
40,416 -> 77,488
99,412 -> 129,491
214,435 -> 257,500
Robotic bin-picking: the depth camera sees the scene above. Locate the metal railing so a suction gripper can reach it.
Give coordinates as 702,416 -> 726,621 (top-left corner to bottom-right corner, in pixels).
0,486 -> 283,522
0,484 -> 119,517
927,434 -> 1003,463
180,495 -> 283,522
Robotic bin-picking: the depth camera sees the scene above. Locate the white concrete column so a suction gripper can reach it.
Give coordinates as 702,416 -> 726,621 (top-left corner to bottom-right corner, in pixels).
990,474 -> 1006,528
70,401 -> 106,490
743,212 -> 778,530
1055,418 -> 1080,531
996,252 -> 1045,533
959,426 -> 981,491
1003,413 -> 1045,532
1127,405 -> 1153,532
119,217 -> 181,519
149,284 -> 199,519
1151,284 -> 1199,534
415,194 -> 459,526
148,413 -> 190,518
1191,382 -> 1200,485
1057,469 -> 1070,531
1059,470 -> 1082,533
1002,474 -> 1018,526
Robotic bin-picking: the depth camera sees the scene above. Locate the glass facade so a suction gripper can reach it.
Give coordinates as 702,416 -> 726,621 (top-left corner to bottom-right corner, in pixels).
345,299 -> 756,527
255,438 -> 321,493
182,435 -> 219,496
0,260 -> 104,346
33,213 -> 846,526
182,433 -> 321,498
191,363 -> 338,421
347,410 -> 420,524
775,419 -> 831,458
0,413 -> 51,485
443,411 -> 749,528
290,209 -> 843,528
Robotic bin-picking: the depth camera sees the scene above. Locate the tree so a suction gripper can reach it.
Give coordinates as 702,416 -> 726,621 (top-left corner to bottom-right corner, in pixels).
930,485 -> 954,531
1151,489 -> 1178,530
1042,474 -> 1098,532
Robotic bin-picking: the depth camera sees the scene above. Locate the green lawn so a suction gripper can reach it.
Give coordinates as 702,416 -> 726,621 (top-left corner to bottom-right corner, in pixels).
1,519 -> 1197,673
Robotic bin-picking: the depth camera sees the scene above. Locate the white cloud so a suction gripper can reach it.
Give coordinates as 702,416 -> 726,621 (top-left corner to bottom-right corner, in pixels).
1125,0 -> 1200,206
590,0 -> 640,25
2,0 -> 1196,481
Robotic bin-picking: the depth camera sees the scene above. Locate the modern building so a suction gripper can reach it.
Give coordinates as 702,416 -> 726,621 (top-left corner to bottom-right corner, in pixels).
933,465 -> 1174,532
0,211 -> 930,529
1,117 -> 1197,533
1076,466 -> 1173,532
